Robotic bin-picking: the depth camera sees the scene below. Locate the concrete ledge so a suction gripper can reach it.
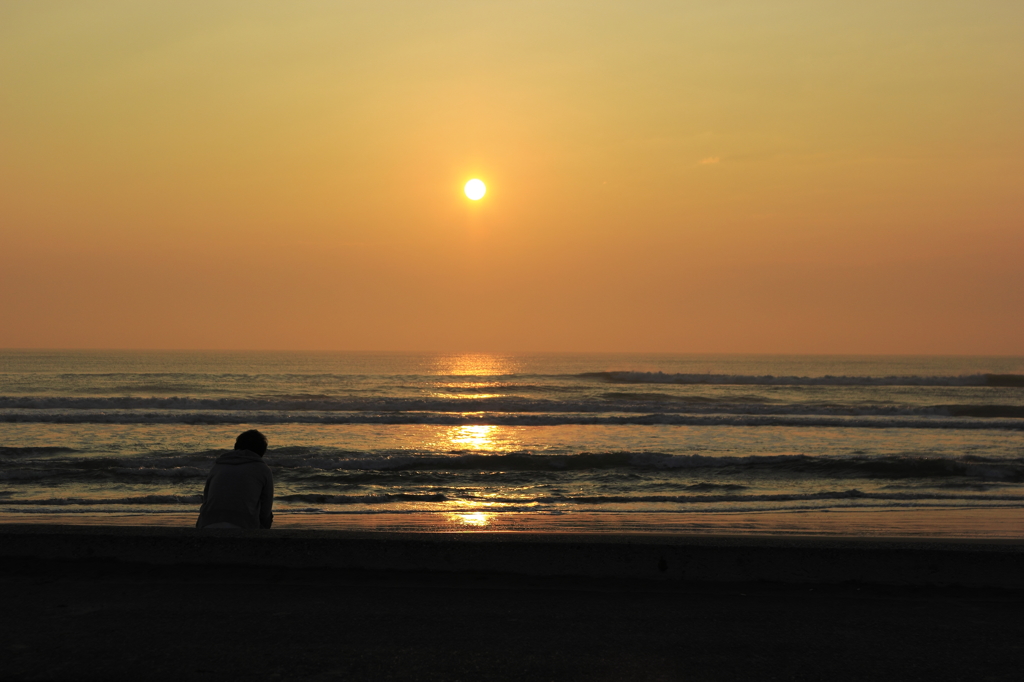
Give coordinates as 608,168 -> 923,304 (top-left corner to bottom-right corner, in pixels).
2,524 -> 1022,589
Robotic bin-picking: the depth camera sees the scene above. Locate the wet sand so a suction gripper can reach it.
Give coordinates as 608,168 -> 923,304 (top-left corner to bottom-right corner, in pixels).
4,506 -> 1023,537
1,525 -> 1023,680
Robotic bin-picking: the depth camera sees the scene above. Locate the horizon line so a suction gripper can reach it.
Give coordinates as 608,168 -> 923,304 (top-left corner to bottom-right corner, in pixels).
1,348 -> 1022,359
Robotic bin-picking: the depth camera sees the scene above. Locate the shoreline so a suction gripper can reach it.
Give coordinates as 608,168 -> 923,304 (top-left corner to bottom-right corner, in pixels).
2,506 -> 1022,537
3,523 -> 1022,589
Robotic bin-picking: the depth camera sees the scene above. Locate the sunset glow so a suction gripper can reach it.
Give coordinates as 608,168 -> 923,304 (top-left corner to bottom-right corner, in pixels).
0,2 -> 1020,353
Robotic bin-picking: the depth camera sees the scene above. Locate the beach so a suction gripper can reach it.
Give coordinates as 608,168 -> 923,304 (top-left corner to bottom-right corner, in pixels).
2,524 -> 1023,681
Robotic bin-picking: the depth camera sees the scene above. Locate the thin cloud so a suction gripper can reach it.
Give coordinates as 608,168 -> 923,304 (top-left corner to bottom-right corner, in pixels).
699,157 -> 720,165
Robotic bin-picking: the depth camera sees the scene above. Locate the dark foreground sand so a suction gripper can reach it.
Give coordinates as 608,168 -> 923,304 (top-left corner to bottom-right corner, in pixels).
2,525 -> 1023,681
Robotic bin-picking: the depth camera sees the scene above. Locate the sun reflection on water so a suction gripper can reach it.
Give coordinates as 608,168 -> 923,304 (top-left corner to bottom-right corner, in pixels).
428,355 -> 526,521
430,381 -> 506,400
451,511 -> 492,527
448,424 -> 500,450
431,353 -> 520,377
429,353 -> 522,400
425,423 -> 524,455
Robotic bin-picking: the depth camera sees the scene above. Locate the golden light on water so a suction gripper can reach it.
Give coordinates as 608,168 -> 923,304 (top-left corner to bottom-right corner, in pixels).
449,424 -> 500,450
426,353 -> 526,527
452,512 -> 492,527
431,353 -> 519,376
431,381 -> 504,399
436,422 -> 523,454
429,353 -> 517,400
464,179 -> 486,200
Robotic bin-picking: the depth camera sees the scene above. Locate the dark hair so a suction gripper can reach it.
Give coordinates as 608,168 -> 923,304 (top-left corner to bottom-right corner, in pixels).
234,429 -> 268,456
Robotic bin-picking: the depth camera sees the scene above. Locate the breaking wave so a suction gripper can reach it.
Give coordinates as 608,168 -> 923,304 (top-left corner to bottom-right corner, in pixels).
0,494 -> 202,506
2,409 -> 1021,430
0,446 -> 81,456
579,372 -> 1024,387
284,452 -> 1024,481
3,451 -> 1021,482
4,489 -> 1023,508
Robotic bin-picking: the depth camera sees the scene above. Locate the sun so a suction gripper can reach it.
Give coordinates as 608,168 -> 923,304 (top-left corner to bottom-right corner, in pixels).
464,179 -> 486,200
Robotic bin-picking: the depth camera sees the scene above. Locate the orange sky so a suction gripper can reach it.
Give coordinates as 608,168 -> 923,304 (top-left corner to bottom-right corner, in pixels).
1,1 -> 1021,353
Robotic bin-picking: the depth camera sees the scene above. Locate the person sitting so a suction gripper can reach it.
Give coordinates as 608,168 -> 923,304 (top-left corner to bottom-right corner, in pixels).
196,429 -> 274,529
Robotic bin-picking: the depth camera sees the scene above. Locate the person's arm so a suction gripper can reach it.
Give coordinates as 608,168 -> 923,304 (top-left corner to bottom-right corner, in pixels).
259,467 -> 274,529
196,476 -> 211,529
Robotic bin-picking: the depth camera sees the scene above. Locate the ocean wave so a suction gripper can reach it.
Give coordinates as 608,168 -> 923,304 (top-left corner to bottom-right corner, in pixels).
0,446 -> 81,456
528,490 -> 1024,504
0,494 -> 202,506
0,451 -> 214,480
4,489 -> 1022,508
0,466 -> 209,481
432,383 -> 583,394
579,371 -> 1024,387
2,395 -> 1022,419
944,405 -> 1024,418
6,450 -> 1018,482
8,369 -> 1024,386
281,452 -> 1024,481
277,493 -> 449,504
599,392 -> 771,404
1,410 -> 1021,430
110,466 -> 209,478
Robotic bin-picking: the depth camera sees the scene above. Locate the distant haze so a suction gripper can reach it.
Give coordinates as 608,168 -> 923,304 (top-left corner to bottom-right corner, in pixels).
1,1 -> 1021,353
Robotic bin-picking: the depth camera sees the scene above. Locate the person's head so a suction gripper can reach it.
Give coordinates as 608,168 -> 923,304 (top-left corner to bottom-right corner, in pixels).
234,429 -> 268,456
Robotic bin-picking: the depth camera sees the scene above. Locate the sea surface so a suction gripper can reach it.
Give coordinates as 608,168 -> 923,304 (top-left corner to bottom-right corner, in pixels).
1,351 -> 1023,535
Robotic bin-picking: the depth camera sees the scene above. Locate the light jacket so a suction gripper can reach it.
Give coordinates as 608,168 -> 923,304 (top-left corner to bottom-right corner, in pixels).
196,449 -> 274,529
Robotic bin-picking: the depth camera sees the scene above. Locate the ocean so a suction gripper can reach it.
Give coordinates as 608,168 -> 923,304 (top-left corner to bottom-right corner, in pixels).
1,351 -> 1022,536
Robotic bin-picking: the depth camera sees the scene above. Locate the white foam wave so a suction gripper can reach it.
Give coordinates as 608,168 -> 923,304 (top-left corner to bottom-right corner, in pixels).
581,371 -> 1024,387
0,494 -> 202,506
3,395 -> 1021,418
2,410 -> 1020,430
4,490 -> 1022,508
6,451 -> 1018,483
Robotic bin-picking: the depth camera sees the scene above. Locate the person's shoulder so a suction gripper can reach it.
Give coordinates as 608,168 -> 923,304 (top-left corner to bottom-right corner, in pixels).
240,456 -> 271,470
